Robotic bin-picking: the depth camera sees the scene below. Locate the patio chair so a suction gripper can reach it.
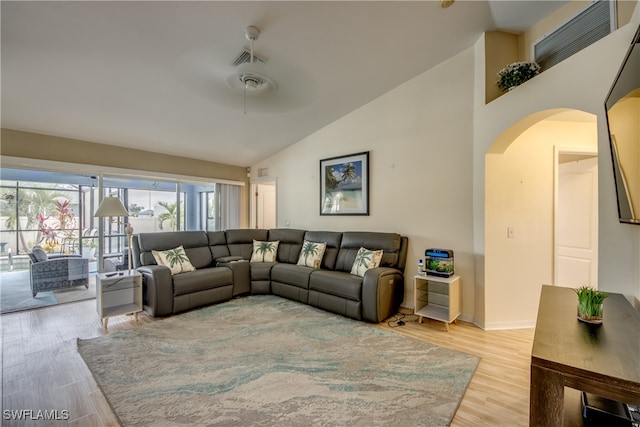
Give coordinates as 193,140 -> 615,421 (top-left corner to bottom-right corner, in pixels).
28,246 -> 89,297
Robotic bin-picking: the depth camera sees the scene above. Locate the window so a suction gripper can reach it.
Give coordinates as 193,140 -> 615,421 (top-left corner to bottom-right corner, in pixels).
201,191 -> 216,231
1,174 -> 84,256
534,0 -> 615,71
198,184 -> 241,231
0,167 -> 242,272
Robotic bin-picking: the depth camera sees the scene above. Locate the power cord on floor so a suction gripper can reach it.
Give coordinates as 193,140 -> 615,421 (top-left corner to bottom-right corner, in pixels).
387,312 -> 419,328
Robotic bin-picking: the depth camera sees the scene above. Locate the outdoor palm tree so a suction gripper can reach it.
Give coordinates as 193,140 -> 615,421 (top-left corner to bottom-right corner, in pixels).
157,201 -> 183,231
0,188 -> 65,253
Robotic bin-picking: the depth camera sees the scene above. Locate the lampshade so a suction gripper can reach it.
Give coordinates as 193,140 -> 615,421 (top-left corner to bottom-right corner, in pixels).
94,197 -> 129,218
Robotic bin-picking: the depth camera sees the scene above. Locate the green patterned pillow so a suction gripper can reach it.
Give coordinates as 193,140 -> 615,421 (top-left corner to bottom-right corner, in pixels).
250,240 -> 279,263
152,245 -> 196,275
350,247 -> 383,277
296,240 -> 327,269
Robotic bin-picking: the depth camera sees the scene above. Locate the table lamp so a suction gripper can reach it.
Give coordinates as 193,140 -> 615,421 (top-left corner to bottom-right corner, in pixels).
94,196 -> 134,272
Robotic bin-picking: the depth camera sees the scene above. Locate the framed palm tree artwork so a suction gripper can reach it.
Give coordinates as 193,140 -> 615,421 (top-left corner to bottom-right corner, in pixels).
320,151 -> 369,215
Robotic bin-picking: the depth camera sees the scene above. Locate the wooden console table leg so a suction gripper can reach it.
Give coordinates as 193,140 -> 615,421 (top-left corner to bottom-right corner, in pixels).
103,318 -> 108,330
530,364 -> 564,427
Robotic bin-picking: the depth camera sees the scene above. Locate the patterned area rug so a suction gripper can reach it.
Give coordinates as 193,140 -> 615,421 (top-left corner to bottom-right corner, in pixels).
78,295 -> 479,426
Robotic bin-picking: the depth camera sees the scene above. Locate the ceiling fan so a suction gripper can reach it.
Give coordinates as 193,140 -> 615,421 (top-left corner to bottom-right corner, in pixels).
225,26 -> 277,97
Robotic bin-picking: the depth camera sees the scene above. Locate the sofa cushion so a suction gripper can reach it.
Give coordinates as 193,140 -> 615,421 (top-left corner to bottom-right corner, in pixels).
250,240 -> 279,262
172,268 -> 232,296
207,231 -> 231,260
303,231 -> 342,270
350,247 -> 383,277
226,229 -> 269,259
268,229 -> 306,264
297,241 -> 326,269
137,231 -> 212,268
31,246 -> 49,263
271,263 -> 313,289
335,232 -> 402,272
309,270 -> 362,301
152,245 -> 196,275
250,262 -> 275,281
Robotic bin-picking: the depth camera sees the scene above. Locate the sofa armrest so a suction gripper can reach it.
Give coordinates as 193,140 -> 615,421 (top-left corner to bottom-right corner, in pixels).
217,259 -> 250,296
137,264 -> 174,317
361,267 -> 404,323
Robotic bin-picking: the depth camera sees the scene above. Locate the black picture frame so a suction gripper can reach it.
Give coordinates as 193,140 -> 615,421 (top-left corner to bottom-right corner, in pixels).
320,151 -> 369,215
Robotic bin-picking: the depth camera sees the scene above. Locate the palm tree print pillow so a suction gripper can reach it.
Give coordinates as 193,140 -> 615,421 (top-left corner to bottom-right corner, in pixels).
350,247 -> 383,277
250,240 -> 280,263
151,245 -> 196,275
296,240 -> 327,269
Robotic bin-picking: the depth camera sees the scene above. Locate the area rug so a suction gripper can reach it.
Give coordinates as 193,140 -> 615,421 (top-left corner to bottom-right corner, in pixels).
0,270 -> 96,314
78,295 -> 479,427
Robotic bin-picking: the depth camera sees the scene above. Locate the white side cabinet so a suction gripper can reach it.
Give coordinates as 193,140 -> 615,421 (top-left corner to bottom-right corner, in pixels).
97,270 -> 142,330
413,274 -> 461,331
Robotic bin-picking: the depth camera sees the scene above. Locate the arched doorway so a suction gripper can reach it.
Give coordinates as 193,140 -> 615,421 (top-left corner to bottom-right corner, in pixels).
484,109 -> 598,326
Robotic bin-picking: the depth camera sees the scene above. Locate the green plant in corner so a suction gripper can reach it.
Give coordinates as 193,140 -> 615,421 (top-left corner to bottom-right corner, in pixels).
496,61 -> 541,92
574,286 -> 608,323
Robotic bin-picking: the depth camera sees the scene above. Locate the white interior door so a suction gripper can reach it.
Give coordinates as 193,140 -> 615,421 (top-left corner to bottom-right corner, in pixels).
555,153 -> 598,288
256,182 -> 276,229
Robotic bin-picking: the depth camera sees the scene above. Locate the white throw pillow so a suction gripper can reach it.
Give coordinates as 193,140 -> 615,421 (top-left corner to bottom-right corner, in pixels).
152,245 -> 196,275
296,241 -> 327,269
350,247 -> 383,277
250,240 -> 279,263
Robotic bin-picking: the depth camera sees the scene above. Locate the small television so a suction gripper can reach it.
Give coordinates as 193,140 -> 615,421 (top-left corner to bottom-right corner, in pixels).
605,24 -> 640,225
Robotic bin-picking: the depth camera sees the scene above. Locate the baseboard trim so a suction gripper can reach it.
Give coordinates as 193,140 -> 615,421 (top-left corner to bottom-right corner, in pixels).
481,320 -> 536,330
398,308 -> 535,331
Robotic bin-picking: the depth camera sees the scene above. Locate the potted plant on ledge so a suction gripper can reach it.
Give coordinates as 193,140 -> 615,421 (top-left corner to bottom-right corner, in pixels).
574,286 -> 608,324
496,61 -> 541,92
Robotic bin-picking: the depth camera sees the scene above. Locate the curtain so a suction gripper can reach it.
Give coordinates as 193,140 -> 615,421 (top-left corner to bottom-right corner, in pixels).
217,183 -> 241,230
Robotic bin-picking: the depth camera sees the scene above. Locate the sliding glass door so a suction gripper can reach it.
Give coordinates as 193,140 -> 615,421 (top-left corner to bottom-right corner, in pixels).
1,167 -> 242,273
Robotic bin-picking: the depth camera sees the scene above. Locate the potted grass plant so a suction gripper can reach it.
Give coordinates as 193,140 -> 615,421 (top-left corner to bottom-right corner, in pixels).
574,286 -> 608,324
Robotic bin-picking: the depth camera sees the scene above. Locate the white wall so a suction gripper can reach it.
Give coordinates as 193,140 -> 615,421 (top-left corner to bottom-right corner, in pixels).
476,10 -> 640,325
253,49 -> 477,317
253,4 -> 640,326
485,119 -> 597,328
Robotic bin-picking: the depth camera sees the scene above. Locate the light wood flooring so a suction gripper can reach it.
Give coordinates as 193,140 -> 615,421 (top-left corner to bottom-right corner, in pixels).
1,300 -> 581,426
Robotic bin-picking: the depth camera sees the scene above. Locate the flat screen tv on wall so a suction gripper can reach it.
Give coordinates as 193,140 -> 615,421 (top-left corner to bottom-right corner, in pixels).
605,24 -> 640,225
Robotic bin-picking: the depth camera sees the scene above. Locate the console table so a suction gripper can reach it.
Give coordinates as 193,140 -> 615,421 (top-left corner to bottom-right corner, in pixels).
530,285 -> 640,426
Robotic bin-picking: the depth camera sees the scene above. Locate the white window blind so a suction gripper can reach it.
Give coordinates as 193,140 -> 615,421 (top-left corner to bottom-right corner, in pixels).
534,0 -> 613,71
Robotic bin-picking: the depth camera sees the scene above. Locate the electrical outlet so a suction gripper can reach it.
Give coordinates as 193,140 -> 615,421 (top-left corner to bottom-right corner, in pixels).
507,226 -> 515,238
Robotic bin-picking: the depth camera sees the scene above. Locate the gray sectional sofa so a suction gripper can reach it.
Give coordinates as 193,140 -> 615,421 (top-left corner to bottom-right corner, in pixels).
131,228 -> 408,323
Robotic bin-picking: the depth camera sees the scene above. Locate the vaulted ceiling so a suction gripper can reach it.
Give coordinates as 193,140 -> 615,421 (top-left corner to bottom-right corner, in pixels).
1,1 -> 569,167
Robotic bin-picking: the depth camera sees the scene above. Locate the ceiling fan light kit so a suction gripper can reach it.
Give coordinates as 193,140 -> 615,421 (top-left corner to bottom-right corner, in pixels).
225,25 -> 277,97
